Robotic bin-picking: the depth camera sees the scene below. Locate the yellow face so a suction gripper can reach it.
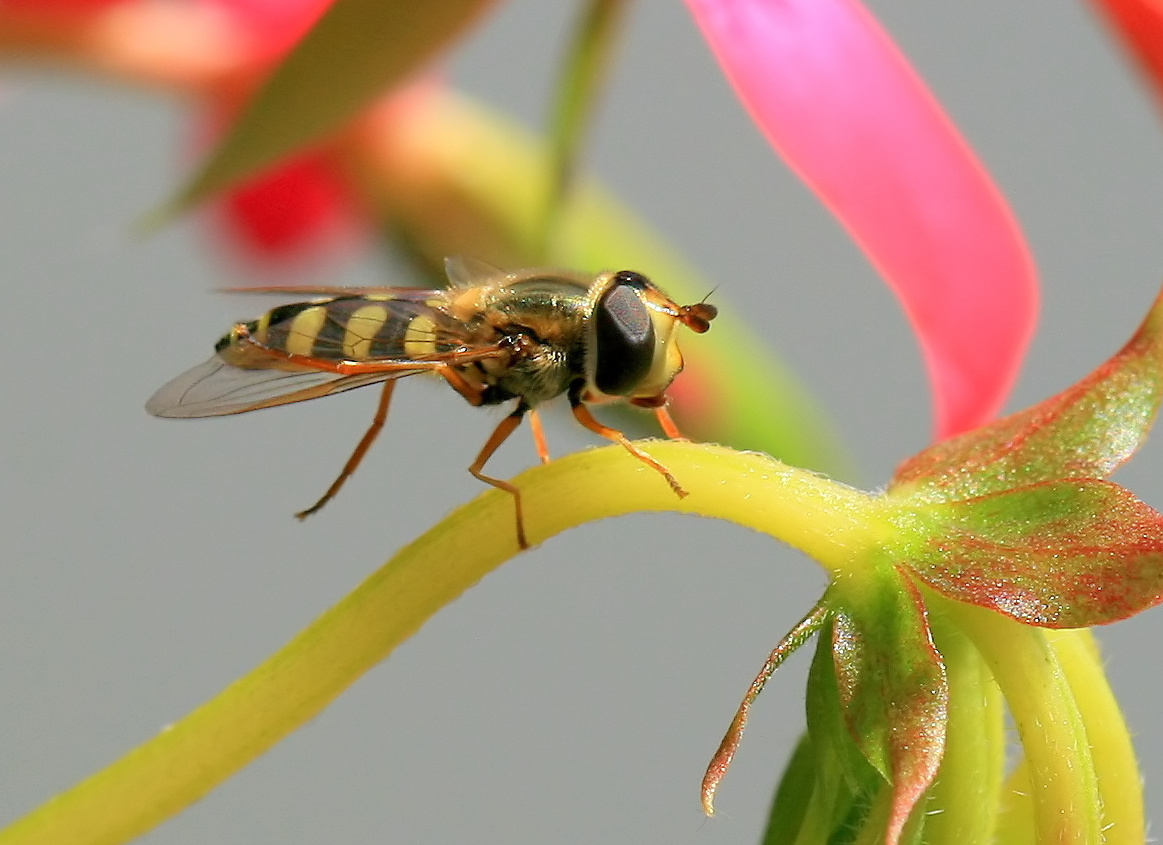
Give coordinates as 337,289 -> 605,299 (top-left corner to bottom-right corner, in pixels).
628,303 -> 686,400
582,270 -> 714,404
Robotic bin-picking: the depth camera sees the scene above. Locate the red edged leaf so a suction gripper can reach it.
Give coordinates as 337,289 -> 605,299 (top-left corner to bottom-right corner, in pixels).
1089,0 -> 1163,113
830,573 -> 948,845
891,285 -> 1163,501
684,0 -> 1037,439
909,479 -> 1163,627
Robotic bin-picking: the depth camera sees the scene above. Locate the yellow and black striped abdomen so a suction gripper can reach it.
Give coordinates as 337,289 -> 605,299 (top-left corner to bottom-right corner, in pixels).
228,296 -> 466,363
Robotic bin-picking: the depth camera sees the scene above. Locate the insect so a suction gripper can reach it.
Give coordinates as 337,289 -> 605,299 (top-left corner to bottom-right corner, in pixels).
147,257 -> 717,548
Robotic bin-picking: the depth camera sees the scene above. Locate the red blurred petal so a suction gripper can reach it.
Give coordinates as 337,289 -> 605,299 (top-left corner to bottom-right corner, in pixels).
1,0 -> 121,9
667,358 -> 724,433
686,0 -> 1038,439
1090,0 -> 1163,110
204,0 -> 333,63
215,149 -> 358,259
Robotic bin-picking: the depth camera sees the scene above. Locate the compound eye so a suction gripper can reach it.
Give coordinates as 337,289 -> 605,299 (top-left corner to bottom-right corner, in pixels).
614,270 -> 649,289
592,275 -> 656,396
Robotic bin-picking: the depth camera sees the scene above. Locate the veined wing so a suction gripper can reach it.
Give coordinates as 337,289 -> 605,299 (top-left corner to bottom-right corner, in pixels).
145,356 -> 407,418
148,291 -> 509,418
147,326 -> 510,419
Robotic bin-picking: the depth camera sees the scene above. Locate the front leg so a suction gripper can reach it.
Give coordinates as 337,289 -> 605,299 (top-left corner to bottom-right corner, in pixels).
570,386 -> 686,498
630,394 -> 685,440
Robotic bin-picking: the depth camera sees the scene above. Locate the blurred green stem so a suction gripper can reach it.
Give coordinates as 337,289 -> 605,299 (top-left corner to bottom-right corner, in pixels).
539,0 -> 633,259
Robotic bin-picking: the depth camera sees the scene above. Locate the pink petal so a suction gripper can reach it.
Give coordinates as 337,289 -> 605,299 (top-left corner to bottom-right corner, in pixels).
686,0 -> 1038,439
1088,0 -> 1163,112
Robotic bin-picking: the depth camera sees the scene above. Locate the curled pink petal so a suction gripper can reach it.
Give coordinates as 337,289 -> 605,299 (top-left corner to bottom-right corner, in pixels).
686,0 -> 1038,439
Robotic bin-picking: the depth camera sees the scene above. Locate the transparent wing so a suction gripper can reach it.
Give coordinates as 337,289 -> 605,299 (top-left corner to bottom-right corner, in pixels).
218,286 -> 446,299
145,356 -> 410,418
148,285 -> 516,419
147,334 -> 513,419
219,256 -> 513,293
444,255 -> 507,287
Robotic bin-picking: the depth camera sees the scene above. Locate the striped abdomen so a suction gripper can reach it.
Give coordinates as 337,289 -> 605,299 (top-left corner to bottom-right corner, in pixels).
219,296 -> 469,364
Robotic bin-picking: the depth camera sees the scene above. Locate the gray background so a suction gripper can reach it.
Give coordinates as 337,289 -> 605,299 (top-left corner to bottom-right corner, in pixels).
2,1 -> 1163,842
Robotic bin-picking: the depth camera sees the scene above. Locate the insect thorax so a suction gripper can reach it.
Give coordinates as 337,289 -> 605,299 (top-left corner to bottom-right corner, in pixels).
469,278 -> 591,407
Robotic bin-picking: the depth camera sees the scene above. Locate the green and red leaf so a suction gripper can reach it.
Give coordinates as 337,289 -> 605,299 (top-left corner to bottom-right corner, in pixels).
908,479 -> 1163,627
891,285 -> 1163,501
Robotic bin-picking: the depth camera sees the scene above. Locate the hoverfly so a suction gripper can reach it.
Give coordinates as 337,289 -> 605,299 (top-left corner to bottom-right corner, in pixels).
147,257 -> 717,549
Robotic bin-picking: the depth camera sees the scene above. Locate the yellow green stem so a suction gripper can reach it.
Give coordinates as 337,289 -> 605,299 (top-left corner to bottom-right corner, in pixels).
946,602 -> 1100,845
0,442 -> 884,845
923,615 -> 1005,845
995,758 -> 1036,845
1044,629 -> 1143,845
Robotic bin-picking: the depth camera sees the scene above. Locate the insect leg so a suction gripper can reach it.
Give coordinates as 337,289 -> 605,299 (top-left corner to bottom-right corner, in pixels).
569,395 -> 687,498
528,409 -> 551,464
296,380 -> 396,519
629,394 -> 685,440
468,402 -> 531,550
653,404 -> 684,440
427,363 -> 484,406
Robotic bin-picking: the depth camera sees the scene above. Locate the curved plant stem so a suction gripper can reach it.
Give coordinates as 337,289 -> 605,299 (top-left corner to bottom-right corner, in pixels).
983,630 -> 1140,845
1044,629 -> 1143,844
0,442 -> 886,845
947,601 -> 1100,845
923,614 -> 1005,845
995,759 -> 1036,845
